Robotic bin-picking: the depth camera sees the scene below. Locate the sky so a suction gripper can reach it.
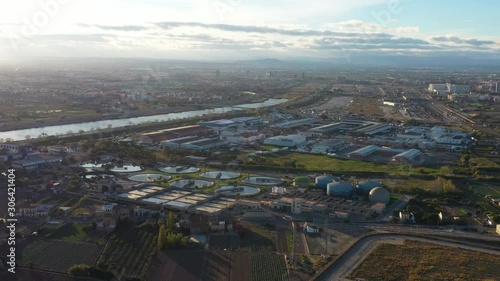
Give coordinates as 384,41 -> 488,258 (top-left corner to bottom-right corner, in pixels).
0,0 -> 499,61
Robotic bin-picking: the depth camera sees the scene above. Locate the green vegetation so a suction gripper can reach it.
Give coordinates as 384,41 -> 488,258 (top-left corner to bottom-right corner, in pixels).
468,182 -> 500,198
245,152 -> 439,175
97,219 -> 158,280
20,239 -> 101,273
45,223 -> 94,242
349,240 -> 500,281
251,253 -> 288,281
286,230 -> 294,253
158,212 -> 188,250
67,264 -> 114,280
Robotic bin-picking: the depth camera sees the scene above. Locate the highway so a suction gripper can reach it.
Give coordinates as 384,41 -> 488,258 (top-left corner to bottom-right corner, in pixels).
315,233 -> 500,281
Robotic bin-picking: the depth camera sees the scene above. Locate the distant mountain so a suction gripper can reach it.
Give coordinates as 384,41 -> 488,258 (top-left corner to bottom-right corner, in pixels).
12,54 -> 500,70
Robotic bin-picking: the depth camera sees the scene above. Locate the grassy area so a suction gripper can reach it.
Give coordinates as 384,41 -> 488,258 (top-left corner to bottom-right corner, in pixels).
349,240 -> 500,281
383,178 -> 435,193
45,223 -> 89,242
261,152 -> 440,175
241,224 -> 276,252
286,230 -> 294,253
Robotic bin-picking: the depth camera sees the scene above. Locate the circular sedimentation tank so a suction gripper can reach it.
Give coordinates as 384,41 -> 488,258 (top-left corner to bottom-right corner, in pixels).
169,179 -> 214,189
129,173 -> 171,182
242,176 -> 283,186
369,187 -> 390,204
199,171 -> 240,180
216,185 -> 260,196
160,166 -> 200,174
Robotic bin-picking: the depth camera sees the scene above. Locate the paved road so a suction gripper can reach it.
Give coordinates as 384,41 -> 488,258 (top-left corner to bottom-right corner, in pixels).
377,195 -> 411,222
292,221 -> 308,255
316,234 -> 500,281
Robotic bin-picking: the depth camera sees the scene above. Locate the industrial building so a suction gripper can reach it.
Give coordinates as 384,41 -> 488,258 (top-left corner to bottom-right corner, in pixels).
308,120 -> 391,136
11,153 -> 62,170
160,137 -> 226,151
428,83 -> 470,94
200,116 -> 263,132
269,197 -> 326,214
270,118 -> 315,129
393,149 -> 425,165
264,134 -> 306,147
351,123 -> 393,136
311,139 -> 347,153
349,145 -> 425,165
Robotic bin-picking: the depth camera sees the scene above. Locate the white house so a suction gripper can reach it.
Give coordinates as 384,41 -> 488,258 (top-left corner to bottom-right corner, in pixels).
304,224 -> 320,234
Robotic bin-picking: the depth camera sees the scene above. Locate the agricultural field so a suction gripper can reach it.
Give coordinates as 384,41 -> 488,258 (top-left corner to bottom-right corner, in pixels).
18,239 -> 101,273
150,250 -> 232,281
240,223 -> 276,252
97,222 -> 158,280
468,182 -> 500,198
349,240 -> 500,281
251,253 -> 288,281
149,250 -> 287,281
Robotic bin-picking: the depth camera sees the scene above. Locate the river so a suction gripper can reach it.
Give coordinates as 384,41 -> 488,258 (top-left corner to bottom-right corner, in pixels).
0,98 -> 287,141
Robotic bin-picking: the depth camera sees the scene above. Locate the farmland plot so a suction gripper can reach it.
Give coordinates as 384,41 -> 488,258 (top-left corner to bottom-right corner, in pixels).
251,253 -> 288,281
19,239 -> 101,272
97,224 -> 158,280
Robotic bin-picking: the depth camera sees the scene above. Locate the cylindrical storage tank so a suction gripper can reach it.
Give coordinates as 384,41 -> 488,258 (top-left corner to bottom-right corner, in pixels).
357,180 -> 382,195
315,175 -> 339,190
369,187 -> 390,204
327,182 -> 354,198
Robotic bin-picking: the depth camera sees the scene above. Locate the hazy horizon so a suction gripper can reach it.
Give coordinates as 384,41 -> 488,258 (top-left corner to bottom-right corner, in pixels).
1,1 -> 500,65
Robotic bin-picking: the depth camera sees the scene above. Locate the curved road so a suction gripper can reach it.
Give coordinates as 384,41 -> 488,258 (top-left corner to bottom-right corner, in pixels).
315,234 -> 500,281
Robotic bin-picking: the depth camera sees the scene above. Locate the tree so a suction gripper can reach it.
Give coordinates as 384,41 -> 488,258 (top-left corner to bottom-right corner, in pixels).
158,225 -> 167,250
166,211 -> 176,230
68,264 -> 91,276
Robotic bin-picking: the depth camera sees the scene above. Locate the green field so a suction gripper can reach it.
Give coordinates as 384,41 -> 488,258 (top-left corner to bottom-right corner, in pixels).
19,239 -> 101,272
286,230 -> 294,253
97,221 -> 158,280
251,253 -> 288,281
349,240 -> 500,281
45,223 -> 89,242
469,182 -> 500,197
260,152 -> 440,175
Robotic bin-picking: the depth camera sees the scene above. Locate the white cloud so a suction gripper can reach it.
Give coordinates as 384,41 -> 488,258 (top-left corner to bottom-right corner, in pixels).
324,20 -> 419,34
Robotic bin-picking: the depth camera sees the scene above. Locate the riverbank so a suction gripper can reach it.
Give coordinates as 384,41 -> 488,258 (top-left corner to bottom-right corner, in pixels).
0,98 -> 287,141
0,104 -> 229,132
